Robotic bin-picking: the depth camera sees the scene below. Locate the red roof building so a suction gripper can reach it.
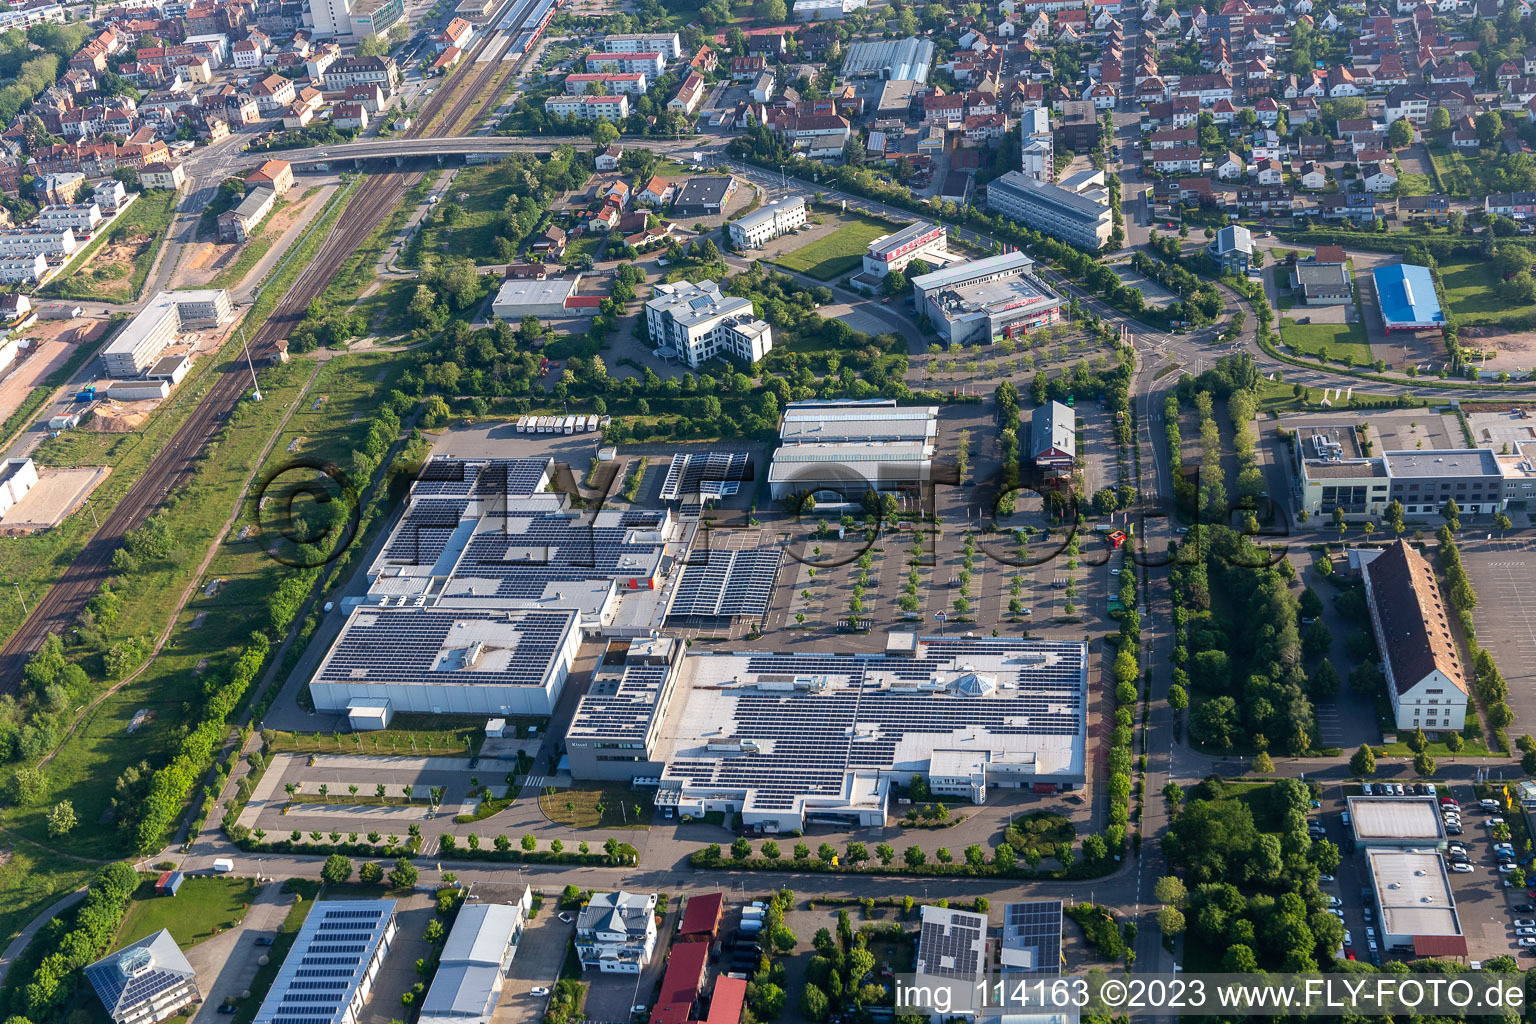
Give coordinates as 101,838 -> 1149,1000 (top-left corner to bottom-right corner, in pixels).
679,893 -> 723,942
651,942 -> 710,1024
705,977 -> 747,1024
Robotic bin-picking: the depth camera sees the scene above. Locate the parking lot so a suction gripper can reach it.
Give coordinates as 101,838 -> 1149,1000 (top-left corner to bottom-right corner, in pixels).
1313,778 -> 1534,965
1462,539 -> 1536,736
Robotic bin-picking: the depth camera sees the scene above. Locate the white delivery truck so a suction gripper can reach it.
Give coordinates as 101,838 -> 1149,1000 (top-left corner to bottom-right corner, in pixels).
213,858 -> 234,873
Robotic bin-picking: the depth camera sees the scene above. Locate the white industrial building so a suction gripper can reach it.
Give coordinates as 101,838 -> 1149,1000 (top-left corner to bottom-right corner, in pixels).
356,457 -> 696,640
646,280 -> 772,368
912,252 -> 1064,347
0,226 -> 76,258
490,275 -> 586,320
1347,796 -> 1447,849
0,458 -> 38,520
1364,849 -> 1466,959
727,197 -> 806,249
652,635 -> 1088,832
84,929 -> 199,1024
419,895 -> 531,1024
576,891 -> 658,973
253,901 -> 396,1024
767,399 -> 937,502
101,289 -> 233,378
308,606 -> 583,717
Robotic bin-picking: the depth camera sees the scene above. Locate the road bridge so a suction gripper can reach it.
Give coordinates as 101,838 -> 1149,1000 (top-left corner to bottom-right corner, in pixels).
265,135 -> 719,167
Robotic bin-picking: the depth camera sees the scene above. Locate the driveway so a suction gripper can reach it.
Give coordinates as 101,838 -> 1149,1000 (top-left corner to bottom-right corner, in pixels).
188,881 -> 293,1024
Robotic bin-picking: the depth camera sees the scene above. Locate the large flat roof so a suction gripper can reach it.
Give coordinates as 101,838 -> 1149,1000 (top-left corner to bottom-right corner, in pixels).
420,902 -> 524,1024
103,289 -> 228,359
988,171 -> 1112,224
1366,849 -> 1463,946
1382,449 -> 1499,477
868,220 -> 940,258
778,400 -> 938,444
841,37 -> 933,80
1373,263 -> 1444,328
312,607 -> 578,691
493,276 -> 579,307
1347,795 -> 1446,842
653,637 -> 1087,819
911,250 -> 1036,292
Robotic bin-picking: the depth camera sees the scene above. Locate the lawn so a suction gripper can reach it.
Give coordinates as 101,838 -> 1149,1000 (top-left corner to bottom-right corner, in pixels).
1439,260 -> 1534,328
41,189 -> 179,304
1279,317 -> 1373,365
117,875 -> 259,949
411,164 -> 521,265
537,785 -> 652,829
0,843 -> 95,949
771,216 -> 896,280
1426,144 -> 1482,196
264,718 -> 487,757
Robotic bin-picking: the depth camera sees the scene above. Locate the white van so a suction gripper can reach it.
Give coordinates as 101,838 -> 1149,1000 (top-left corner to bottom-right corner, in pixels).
213,858 -> 234,873
516,416 -> 529,432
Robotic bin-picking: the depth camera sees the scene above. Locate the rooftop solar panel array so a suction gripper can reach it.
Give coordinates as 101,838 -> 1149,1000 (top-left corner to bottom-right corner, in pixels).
85,931 -> 198,1021
254,901 -> 395,1024
411,458 -> 552,499
662,640 -> 1086,811
445,509 -> 672,599
668,546 -> 782,619
569,661 -> 673,743
314,608 -> 574,690
658,452 -> 750,502
917,909 -> 987,978
383,498 -> 471,564
1001,900 -> 1063,975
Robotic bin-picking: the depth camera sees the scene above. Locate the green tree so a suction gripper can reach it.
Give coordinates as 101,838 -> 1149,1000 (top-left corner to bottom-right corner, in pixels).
800,983 -> 830,1022
1351,744 -> 1376,776
46,800 -> 75,838
321,854 -> 353,885
359,861 -> 384,884
1413,751 -> 1437,776
387,857 -> 418,889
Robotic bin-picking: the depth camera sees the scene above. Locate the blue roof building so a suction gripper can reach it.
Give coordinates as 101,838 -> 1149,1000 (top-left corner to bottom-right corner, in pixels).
1373,264 -> 1444,331
85,929 -> 199,1024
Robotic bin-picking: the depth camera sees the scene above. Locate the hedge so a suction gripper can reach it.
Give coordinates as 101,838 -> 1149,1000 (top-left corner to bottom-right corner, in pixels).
686,848 -> 1118,881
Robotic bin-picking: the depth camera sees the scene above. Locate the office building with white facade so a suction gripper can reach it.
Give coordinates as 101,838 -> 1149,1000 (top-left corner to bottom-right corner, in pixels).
912,252 -> 1063,346
861,221 -> 947,277
101,289 -> 232,378
85,930 -> 199,1024
727,197 -> 806,248
985,171 -> 1113,250
646,280 -> 772,368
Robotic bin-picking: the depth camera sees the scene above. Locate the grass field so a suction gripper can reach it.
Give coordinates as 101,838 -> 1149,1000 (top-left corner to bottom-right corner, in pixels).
117,875 -> 259,948
1279,317 -> 1373,365
538,786 -> 652,829
41,190 -> 179,304
1439,260 -> 1533,327
771,216 -> 895,280
0,844 -> 95,949
206,191 -> 316,291
262,711 -> 535,757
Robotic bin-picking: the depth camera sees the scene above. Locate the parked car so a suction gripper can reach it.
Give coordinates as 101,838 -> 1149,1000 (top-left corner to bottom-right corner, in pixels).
1319,874 -> 1336,882
218,1006 -> 237,1015
530,988 -> 550,997
1452,863 -> 1474,873
1500,863 -> 1518,874
255,937 -> 274,946
1520,938 -> 1536,948
1516,927 -> 1536,937
1513,919 -> 1536,928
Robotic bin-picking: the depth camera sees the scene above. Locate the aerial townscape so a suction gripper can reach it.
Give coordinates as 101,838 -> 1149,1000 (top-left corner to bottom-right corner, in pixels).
8,0 -> 1536,1017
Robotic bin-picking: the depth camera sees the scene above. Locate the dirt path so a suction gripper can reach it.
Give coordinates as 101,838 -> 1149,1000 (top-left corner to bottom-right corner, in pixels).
0,319 -> 108,424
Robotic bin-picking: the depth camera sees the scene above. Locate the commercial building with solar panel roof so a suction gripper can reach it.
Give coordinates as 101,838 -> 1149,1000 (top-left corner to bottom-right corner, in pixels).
253,900 -> 397,1024
85,929 -> 199,1024
359,456 -> 698,637
651,634 -> 1087,831
310,607 -> 582,717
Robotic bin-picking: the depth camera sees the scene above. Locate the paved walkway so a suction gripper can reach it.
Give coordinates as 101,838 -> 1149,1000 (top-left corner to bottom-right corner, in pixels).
0,886 -> 86,987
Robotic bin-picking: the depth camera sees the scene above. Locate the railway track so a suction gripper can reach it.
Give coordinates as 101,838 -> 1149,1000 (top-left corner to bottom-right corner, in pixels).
0,14 -> 534,690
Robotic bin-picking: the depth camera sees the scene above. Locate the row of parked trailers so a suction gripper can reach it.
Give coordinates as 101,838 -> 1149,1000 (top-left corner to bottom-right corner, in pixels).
516,414 -> 602,434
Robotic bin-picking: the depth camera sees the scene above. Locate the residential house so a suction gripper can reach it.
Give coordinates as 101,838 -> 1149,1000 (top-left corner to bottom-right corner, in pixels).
576,892 -> 658,974
1208,223 -> 1252,274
